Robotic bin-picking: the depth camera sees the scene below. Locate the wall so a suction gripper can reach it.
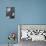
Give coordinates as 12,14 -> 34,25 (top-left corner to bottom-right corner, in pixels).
0,0 -> 46,44
16,0 -> 46,24
0,0 -> 17,44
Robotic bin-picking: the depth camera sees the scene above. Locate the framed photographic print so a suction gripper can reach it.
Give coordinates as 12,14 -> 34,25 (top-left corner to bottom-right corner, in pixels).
6,7 -> 15,19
